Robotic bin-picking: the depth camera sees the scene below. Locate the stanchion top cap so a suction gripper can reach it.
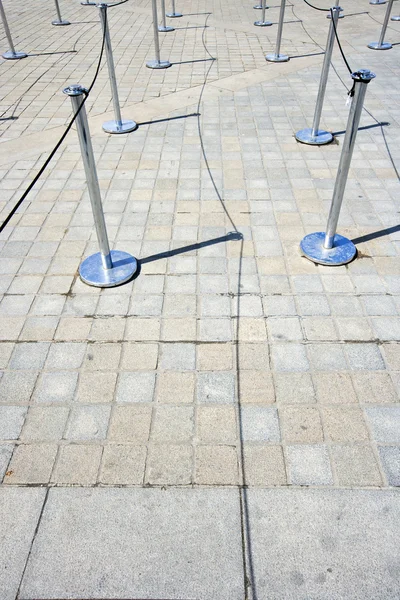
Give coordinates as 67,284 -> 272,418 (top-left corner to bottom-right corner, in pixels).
63,84 -> 88,97
351,69 -> 376,83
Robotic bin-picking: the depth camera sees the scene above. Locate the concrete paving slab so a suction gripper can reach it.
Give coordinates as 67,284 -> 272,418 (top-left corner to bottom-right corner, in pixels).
0,488 -> 46,600
20,487 -> 244,600
246,489 -> 400,600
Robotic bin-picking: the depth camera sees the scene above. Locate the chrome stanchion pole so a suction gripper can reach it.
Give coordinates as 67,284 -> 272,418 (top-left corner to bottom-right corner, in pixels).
327,0 -> 344,18
166,0 -> 182,17
98,4 -> 137,133
265,0 -> 289,62
295,5 -> 341,145
368,0 -> 394,48
63,84 -> 138,286
254,0 -> 268,11
52,0 -> 70,25
300,70 -> 376,266
147,0 -> 171,68
0,0 -> 27,59
159,0 -> 174,30
254,0 -> 272,26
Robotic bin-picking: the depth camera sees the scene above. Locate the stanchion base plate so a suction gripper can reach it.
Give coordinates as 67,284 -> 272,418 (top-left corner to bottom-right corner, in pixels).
52,20 -> 71,26
254,20 -> 272,26
158,25 -> 174,32
295,128 -> 333,145
368,41 -> 392,50
166,11 -> 182,16
146,59 -> 172,69
80,250 -> 138,288
254,4 -> 268,8
102,119 -> 138,134
369,0 -> 386,4
391,15 -> 400,20
2,51 -> 28,59
300,232 -> 357,266
266,53 -> 289,62
327,12 -> 344,17
81,1 -> 96,4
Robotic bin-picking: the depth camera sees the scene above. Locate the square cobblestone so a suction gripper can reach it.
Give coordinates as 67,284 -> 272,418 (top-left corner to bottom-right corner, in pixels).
243,445 -> 286,486
240,407 -> 280,442
365,407 -> 400,443
379,446 -> 400,486
116,372 -> 156,403
65,406 -> 111,441
195,445 -> 238,485
197,372 -> 235,403
146,444 -> 192,485
100,445 -> 146,485
331,445 -> 382,487
52,445 -> 102,485
286,445 -> 333,486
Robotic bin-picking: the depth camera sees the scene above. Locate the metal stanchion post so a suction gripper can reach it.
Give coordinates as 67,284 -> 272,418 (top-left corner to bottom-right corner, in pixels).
0,0 -> 27,59
265,0 -> 289,62
368,0 -> 393,48
147,0 -> 171,68
81,0 -> 96,6
295,6 -> 341,145
158,0 -> 174,31
300,70 -> 376,266
52,0 -> 70,25
166,0 -> 182,17
327,0 -> 344,18
391,14 -> 400,19
254,0 -> 268,10
63,84 -> 138,286
98,4 -> 137,134
254,0 -> 272,26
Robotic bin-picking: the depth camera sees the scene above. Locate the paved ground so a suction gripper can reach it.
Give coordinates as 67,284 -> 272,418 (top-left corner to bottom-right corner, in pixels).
0,0 -> 399,597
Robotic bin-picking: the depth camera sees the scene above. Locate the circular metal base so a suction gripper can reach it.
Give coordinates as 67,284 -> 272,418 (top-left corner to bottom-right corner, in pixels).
266,53 -> 289,62
158,25 -> 174,32
81,1 -> 96,4
253,4 -> 265,8
102,119 -> 138,134
368,41 -> 392,50
295,128 -> 333,146
391,15 -> 400,20
166,11 -> 182,16
79,250 -> 138,288
146,59 -> 172,69
327,12 -> 344,17
254,20 -> 272,25
369,0 -> 386,4
300,232 -> 357,266
2,50 -> 28,59
52,20 -> 70,26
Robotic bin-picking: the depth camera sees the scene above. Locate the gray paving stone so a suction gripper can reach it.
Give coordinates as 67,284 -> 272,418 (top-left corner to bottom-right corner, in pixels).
286,445 -> 333,485
9,342 -> 50,369
247,489 -> 400,599
240,406 -> 280,442
365,407 -> 400,443
34,371 -> 78,403
197,372 -> 236,403
0,488 -> 46,600
379,446 -> 400,486
0,406 -> 27,439
345,344 -> 386,371
271,344 -> 310,372
20,488 -> 243,600
64,406 -> 111,441
116,372 -> 156,403
0,370 -> 38,403
45,342 -> 87,369
159,343 -> 196,370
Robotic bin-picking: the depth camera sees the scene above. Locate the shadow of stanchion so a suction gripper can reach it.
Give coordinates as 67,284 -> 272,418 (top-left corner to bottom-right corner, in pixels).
137,112 -> 200,127
171,57 -> 215,65
28,50 -> 77,57
139,232 -> 242,265
332,121 -> 389,136
352,224 -> 400,245
289,50 -> 325,58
